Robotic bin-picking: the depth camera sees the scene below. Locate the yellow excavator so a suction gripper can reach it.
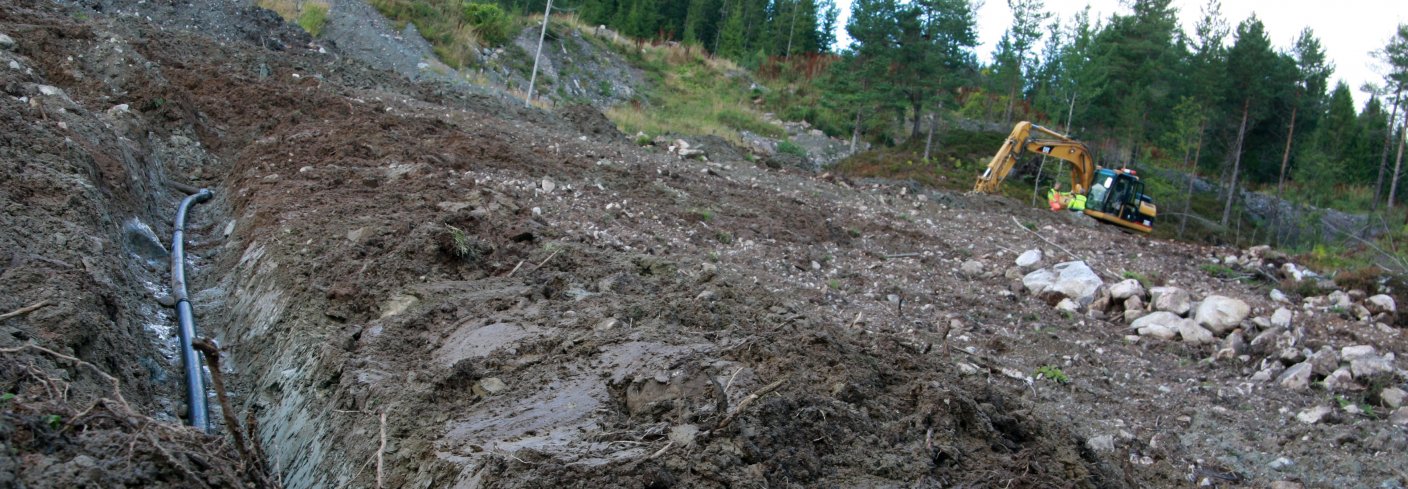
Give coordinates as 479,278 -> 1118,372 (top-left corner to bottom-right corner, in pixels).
974,121 -> 1157,234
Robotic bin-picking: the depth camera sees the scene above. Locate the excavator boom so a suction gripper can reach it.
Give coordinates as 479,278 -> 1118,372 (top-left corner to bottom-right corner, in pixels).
973,121 -> 1096,194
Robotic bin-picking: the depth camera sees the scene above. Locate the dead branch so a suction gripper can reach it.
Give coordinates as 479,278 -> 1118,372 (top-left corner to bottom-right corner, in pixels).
1011,216 -> 1080,262
505,260 -> 526,278
716,376 -> 789,430
377,409 -> 387,489
0,343 -> 129,409
532,249 -> 562,270
0,301 -> 50,321
885,253 -> 922,259
193,338 -> 251,468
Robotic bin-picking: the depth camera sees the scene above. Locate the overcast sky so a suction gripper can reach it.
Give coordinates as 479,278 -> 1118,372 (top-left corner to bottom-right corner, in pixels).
833,0 -> 1407,107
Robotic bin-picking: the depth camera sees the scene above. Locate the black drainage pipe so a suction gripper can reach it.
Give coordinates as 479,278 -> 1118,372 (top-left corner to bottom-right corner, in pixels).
171,188 -> 213,431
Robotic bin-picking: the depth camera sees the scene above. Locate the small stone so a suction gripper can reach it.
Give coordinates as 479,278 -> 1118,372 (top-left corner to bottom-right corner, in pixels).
1015,249 -> 1043,270
1270,481 -> 1305,489
695,290 -> 718,302
1270,308 -> 1293,329
541,177 -> 557,193
1195,296 -> 1251,335
594,318 -> 619,331
960,260 -> 984,277
1110,279 -> 1146,300
347,227 -> 370,243
1391,407 -> 1408,425
1086,434 -> 1115,452
1214,331 -> 1245,360
1297,405 -> 1332,424
1328,290 -> 1352,308
1307,347 -> 1338,377
0,33 -> 15,50
1381,387 -> 1406,409
1367,294 -> 1397,315
1131,311 -> 1182,329
1056,298 -> 1080,313
1277,362 -> 1313,390
223,220 -> 236,237
668,424 -> 699,446
1248,328 -> 1283,356
1270,289 -> 1290,303
1322,368 -> 1357,392
475,377 -> 507,395
379,294 -> 418,319
1123,297 -> 1147,323
1268,457 -> 1294,470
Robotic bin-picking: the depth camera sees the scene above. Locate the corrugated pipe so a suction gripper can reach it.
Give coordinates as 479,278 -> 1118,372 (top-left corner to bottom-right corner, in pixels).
171,188 -> 212,431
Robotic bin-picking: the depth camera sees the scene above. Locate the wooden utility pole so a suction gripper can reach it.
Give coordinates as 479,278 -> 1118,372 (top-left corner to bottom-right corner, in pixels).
525,0 -> 553,107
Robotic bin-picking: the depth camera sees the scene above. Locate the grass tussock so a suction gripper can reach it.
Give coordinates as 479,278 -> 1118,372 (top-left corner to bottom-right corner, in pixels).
259,0 -> 331,37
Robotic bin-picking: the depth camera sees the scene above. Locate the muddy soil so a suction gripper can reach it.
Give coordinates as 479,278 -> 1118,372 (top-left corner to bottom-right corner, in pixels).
1,1 -> 1405,488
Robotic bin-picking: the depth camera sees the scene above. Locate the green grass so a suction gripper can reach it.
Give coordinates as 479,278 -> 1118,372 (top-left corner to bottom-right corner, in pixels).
1034,365 -> 1070,384
368,0 -> 523,68
603,42 -> 782,146
297,2 -> 329,37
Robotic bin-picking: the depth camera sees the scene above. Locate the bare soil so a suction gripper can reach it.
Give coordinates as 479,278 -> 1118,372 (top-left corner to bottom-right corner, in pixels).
1,1 -> 1405,488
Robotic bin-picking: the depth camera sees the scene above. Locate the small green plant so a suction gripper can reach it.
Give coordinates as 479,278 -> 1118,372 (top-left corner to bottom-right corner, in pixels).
44,414 -> 61,429
1,392 -> 14,405
690,208 -> 714,222
445,224 -> 474,259
827,279 -> 841,290
707,251 -> 720,262
636,133 -> 654,146
1200,263 -> 1246,280
1122,270 -> 1152,289
1034,365 -> 1069,384
1022,221 -> 1037,231
297,1 -> 330,36
777,140 -> 807,158
847,228 -> 861,238
715,231 -> 734,244
460,3 -> 513,45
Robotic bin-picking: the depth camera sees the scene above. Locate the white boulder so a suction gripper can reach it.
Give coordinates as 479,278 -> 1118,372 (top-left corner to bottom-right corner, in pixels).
1149,286 -> 1191,316
1194,295 -> 1250,335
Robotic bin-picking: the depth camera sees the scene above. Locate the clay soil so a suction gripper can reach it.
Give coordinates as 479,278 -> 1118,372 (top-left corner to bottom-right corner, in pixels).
1,1 -> 1405,488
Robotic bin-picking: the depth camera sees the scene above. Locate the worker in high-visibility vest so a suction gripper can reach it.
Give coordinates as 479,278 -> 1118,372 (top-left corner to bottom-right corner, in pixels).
1068,192 -> 1087,212
1047,183 -> 1067,211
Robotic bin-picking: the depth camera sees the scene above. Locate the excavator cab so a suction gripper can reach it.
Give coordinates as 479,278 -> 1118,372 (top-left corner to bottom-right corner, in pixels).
1083,168 -> 1156,233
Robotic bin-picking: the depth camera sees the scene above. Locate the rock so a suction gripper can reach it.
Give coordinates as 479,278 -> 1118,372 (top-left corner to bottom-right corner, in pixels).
541,177 -> 557,193
1270,481 -> 1305,489
1150,286 -> 1191,316
1015,249 -> 1043,270
1137,324 -> 1177,341
1049,261 -> 1103,305
1268,456 -> 1294,470
594,318 -> 619,331
1055,298 -> 1080,313
1270,289 -> 1290,303
1131,311 -> 1181,330
1381,387 -> 1407,409
379,294 -> 418,319
1322,368 -> 1358,392
669,424 -> 700,446
474,377 -> 507,395
1270,308 -> 1294,329
961,260 -> 984,277
1307,347 -> 1338,377
1248,328 -> 1284,357
1110,279 -> 1146,300
1350,355 -> 1395,379
1296,405 -> 1332,424
1251,363 -> 1285,383
1086,434 -> 1115,452
347,227 -> 370,243
0,33 -> 15,50
1367,294 -> 1397,315
1391,407 -> 1408,426
1341,345 -> 1378,362
1123,296 -> 1147,323
1177,320 -> 1216,345
1277,362 -> 1313,390
1328,290 -> 1352,308
1278,347 -> 1307,364
1350,304 -> 1372,321
1215,331 -> 1245,360
1195,296 -> 1250,335
1022,268 -> 1056,295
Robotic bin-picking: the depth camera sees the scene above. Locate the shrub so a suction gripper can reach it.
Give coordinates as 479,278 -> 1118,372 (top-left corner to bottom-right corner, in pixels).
297,1 -> 330,37
461,3 -> 513,45
777,140 -> 806,158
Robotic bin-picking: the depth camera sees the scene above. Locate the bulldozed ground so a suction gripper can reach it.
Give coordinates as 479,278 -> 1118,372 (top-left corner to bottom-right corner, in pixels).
1,1 -> 1406,488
